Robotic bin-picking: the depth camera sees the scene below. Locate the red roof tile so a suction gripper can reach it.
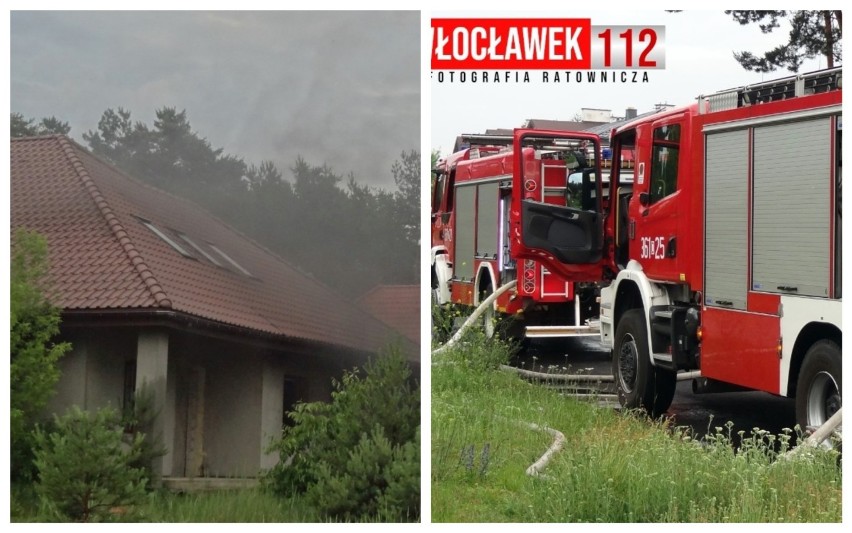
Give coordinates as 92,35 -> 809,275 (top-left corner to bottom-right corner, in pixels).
11,135 -> 411,355
358,285 -> 420,350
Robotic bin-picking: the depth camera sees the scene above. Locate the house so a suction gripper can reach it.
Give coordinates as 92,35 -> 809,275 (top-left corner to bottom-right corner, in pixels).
10,135 -> 418,480
357,285 -> 420,350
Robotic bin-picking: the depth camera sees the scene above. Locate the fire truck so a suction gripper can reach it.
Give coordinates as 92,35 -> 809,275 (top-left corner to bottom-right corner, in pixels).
431,132 -> 615,339
511,67 -> 841,429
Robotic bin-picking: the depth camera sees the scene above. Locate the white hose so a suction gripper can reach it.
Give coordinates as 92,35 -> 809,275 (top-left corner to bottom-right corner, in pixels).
501,364 -> 614,383
783,407 -> 842,460
431,280 -> 517,357
803,407 -> 843,447
523,422 -> 566,477
433,279 -> 567,476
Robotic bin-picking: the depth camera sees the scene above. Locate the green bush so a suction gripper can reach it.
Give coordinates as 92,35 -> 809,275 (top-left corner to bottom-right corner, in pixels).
264,347 -> 419,522
33,406 -> 148,522
11,229 -> 71,482
307,425 -> 420,521
121,385 -> 167,488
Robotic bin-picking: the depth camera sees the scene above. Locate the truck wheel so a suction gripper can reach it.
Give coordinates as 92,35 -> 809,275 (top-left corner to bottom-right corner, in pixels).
613,309 -> 676,417
795,340 -> 842,432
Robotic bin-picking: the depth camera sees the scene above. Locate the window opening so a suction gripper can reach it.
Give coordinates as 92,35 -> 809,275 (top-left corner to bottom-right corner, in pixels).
209,243 -> 252,277
177,233 -> 223,267
649,124 -> 681,204
137,217 -> 193,258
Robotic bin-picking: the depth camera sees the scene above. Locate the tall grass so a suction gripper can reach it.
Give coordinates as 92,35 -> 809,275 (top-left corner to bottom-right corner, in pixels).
11,486 -> 317,523
431,331 -> 841,523
138,489 -> 314,522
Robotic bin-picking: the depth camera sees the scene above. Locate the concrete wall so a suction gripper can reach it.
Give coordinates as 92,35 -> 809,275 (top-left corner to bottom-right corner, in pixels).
48,329 -> 137,416
167,333 -> 334,478
136,329 -> 176,476
260,359 -> 285,470
50,324 -> 358,479
203,347 -> 264,477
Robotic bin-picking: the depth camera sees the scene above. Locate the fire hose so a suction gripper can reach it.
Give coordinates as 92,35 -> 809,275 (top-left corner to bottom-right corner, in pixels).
432,279 -> 841,472
782,407 -> 843,459
432,280 -> 565,475
431,280 -> 517,357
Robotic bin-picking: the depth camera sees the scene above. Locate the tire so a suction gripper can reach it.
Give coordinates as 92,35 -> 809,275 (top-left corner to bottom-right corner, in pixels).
612,309 -> 676,417
795,339 -> 842,432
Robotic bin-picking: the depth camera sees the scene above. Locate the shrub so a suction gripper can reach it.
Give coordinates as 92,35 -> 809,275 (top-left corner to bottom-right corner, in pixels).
33,406 -> 148,522
264,347 -> 419,521
121,385 -> 167,488
11,229 -> 71,482
307,425 -> 420,521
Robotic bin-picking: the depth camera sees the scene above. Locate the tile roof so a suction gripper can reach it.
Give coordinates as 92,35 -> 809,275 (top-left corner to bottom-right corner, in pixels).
357,285 -> 420,353
11,135 -> 410,355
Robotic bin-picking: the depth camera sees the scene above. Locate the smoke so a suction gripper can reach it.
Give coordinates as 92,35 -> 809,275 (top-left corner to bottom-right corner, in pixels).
11,11 -> 421,190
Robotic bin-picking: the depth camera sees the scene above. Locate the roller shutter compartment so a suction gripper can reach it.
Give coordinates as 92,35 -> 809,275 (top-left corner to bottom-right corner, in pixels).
704,129 -> 749,309
752,118 -> 831,298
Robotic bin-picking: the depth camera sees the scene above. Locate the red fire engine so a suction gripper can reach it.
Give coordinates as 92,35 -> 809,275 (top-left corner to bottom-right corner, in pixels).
511,67 -> 841,429
431,132 -> 612,338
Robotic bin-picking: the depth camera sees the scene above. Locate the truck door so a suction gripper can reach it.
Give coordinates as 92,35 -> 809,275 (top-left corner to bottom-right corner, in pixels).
510,129 -> 610,282
630,116 -> 686,282
431,163 -> 455,249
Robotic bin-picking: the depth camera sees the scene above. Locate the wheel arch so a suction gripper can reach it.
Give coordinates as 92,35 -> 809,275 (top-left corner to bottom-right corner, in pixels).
474,263 -> 497,306
607,261 -> 676,367
787,322 -> 842,398
613,279 -> 643,327
431,245 -> 449,265
431,246 -> 452,305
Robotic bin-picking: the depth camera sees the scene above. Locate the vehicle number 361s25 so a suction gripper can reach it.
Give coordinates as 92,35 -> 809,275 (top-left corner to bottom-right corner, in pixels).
640,236 -> 666,259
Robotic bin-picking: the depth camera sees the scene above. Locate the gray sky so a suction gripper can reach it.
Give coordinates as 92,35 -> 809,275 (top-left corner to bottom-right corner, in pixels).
10,11 -> 421,190
432,10 -> 827,154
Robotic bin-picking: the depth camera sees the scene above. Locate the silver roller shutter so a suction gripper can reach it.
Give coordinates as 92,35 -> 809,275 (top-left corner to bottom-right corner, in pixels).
752,118 -> 831,297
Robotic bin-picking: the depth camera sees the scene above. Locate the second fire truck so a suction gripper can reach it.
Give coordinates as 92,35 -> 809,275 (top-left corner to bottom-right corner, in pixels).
431,133 -> 615,338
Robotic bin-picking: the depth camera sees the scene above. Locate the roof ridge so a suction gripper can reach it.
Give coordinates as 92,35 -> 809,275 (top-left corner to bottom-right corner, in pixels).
55,136 -> 173,309
11,133 -> 66,142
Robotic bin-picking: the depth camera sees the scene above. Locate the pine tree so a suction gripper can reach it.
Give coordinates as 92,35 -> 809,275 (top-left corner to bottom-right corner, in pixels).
264,347 -> 420,521
727,10 -> 842,72
33,406 -> 148,522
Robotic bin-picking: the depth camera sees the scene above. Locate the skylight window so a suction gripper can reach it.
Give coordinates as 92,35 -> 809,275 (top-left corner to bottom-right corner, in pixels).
137,218 -> 193,258
134,216 -> 255,278
177,233 -> 222,267
208,243 -> 253,277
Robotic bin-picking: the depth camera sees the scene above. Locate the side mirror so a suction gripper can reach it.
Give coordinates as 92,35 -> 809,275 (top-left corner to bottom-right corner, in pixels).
639,192 -> 650,206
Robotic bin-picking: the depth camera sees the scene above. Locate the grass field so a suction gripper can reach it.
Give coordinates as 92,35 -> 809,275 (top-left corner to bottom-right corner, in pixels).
431,333 -> 842,522
11,485 -> 318,523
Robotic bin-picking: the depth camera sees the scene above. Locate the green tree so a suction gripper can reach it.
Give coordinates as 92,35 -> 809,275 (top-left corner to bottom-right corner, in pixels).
391,149 -> 421,246
33,406 -> 148,522
84,106 -> 418,295
82,108 -> 150,176
85,107 -> 247,195
431,149 -> 441,197
264,348 -> 420,521
10,229 -> 71,482
120,385 -> 167,489
11,113 -> 71,138
727,10 -> 842,72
